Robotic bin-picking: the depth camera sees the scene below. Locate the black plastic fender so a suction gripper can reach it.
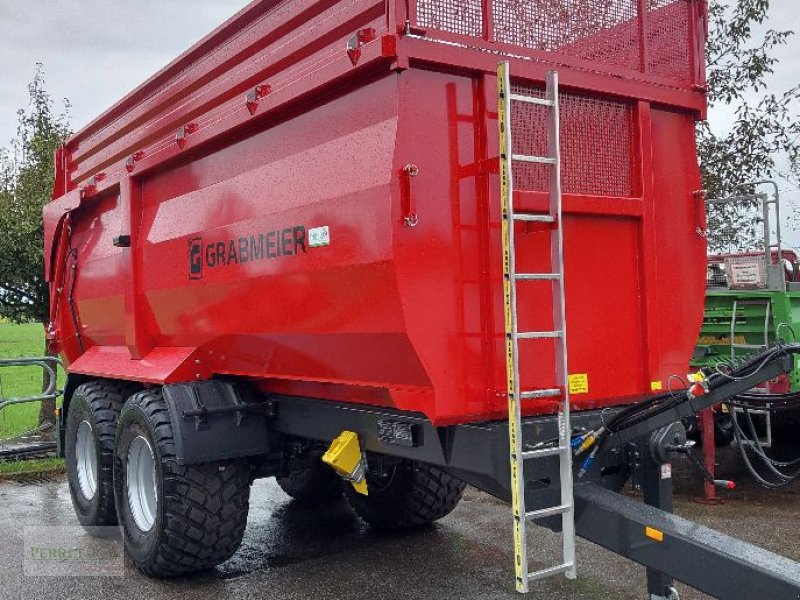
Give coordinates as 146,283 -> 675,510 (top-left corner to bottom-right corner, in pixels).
162,381 -> 271,465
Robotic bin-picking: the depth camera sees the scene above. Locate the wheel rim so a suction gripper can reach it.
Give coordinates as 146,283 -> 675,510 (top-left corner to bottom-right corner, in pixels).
75,420 -> 98,500
127,436 -> 158,532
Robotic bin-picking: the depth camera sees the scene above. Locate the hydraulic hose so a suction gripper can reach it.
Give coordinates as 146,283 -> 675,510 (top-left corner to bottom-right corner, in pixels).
571,343 -> 800,485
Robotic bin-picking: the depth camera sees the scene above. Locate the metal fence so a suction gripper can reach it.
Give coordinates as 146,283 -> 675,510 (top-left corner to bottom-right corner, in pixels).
0,357 -> 64,471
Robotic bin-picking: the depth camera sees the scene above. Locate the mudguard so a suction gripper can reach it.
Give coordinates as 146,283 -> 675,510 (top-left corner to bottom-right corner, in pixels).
162,381 -> 271,465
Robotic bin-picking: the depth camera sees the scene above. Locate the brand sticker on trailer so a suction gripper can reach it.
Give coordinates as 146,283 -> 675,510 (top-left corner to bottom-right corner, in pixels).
308,226 -> 330,248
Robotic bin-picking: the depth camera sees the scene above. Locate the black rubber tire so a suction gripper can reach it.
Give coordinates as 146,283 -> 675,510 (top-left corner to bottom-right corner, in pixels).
114,390 -> 251,577
344,459 -> 466,530
65,380 -> 138,530
276,458 -> 343,505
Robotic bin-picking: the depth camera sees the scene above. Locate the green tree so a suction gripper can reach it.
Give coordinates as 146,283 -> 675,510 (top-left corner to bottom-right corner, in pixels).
0,66 -> 71,428
699,0 -> 800,253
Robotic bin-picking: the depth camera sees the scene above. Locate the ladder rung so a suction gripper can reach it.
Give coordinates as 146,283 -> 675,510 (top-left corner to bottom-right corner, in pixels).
528,562 -> 574,582
513,213 -> 555,223
509,93 -> 554,107
512,154 -> 557,165
515,273 -> 561,281
517,331 -> 563,339
520,446 -> 565,459
520,388 -> 561,399
525,503 -> 571,521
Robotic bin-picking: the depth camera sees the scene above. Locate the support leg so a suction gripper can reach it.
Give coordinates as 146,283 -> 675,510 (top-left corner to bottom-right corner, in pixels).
642,448 -> 676,600
697,407 -> 723,504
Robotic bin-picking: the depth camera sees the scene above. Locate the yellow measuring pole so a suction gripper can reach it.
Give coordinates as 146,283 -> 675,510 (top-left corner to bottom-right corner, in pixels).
498,60 -> 527,593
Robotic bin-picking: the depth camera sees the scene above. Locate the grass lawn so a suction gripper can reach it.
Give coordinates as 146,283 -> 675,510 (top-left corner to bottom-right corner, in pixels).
0,456 -> 65,479
0,321 -> 54,439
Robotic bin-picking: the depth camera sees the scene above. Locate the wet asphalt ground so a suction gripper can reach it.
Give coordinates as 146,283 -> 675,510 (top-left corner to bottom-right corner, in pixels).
1,446 -> 799,600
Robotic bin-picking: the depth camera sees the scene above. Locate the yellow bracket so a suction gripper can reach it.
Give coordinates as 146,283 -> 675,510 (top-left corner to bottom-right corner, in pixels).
322,431 -> 368,495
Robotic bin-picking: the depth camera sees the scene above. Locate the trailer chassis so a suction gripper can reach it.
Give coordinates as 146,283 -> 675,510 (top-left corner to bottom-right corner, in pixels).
272,353 -> 800,598
52,351 -> 800,598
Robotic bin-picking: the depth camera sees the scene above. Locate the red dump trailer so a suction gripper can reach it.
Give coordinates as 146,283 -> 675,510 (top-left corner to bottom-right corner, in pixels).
46,1 -> 800,597
46,0 -> 708,424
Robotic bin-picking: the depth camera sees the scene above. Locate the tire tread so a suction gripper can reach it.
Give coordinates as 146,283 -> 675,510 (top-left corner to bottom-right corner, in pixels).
67,379 -> 139,527
118,390 -> 250,577
346,461 -> 465,530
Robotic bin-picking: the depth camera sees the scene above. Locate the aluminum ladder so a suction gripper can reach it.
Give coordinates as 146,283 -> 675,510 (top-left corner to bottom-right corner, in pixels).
497,61 -> 576,593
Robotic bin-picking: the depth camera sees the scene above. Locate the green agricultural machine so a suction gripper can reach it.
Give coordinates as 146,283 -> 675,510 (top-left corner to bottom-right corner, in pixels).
694,181 -> 800,391
696,288 -> 800,392
691,181 -> 800,498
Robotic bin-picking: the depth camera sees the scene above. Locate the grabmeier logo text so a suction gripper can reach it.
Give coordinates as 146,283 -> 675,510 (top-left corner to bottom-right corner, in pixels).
188,226 -> 307,280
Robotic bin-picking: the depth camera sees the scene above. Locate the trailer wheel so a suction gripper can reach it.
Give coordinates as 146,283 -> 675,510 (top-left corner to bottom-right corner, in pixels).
114,390 -> 251,577
65,380 -> 138,530
345,459 -> 466,530
277,460 -> 343,505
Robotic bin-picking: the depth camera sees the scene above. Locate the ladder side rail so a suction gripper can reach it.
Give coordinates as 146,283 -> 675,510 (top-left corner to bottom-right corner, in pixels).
545,70 -> 577,580
497,60 -> 530,592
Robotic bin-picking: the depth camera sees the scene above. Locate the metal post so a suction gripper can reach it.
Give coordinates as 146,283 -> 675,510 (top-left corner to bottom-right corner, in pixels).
641,445 -> 675,600
697,407 -> 722,504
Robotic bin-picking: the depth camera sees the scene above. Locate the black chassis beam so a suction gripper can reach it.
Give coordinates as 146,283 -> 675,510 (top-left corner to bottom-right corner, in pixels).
574,483 -> 800,600
271,387 -> 800,600
270,395 -> 627,503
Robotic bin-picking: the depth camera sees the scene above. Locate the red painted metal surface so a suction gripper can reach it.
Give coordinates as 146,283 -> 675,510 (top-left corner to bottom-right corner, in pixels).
45,0 -> 708,425
698,407 -> 723,504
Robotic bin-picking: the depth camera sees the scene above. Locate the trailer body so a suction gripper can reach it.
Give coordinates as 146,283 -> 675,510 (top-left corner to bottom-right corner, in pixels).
45,1 -> 707,426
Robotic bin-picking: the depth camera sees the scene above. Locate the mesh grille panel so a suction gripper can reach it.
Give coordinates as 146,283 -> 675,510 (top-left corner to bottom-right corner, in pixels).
647,0 -> 692,82
493,0 -> 641,72
510,83 -> 634,197
416,0 -> 483,37
414,0 -> 697,85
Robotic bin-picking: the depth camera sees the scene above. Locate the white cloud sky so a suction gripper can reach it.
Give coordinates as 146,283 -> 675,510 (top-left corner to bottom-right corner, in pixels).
0,0 -> 250,145
0,0 -> 798,242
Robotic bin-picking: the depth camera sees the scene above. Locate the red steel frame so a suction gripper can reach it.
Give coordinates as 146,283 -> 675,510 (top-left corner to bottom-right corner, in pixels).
45,0 -> 709,426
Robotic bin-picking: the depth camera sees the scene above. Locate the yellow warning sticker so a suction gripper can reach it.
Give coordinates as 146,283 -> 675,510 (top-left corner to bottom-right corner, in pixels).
568,373 -> 589,395
651,381 -> 663,391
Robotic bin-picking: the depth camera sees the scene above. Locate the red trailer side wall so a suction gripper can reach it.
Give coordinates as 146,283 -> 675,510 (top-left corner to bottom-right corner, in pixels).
46,0 -> 707,425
